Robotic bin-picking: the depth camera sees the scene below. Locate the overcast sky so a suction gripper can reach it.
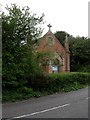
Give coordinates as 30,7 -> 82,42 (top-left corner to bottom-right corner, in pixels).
1,0 -> 89,37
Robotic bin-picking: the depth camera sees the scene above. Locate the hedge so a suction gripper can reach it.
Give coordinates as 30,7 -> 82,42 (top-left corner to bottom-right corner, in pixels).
32,72 -> 90,92
3,72 -> 90,102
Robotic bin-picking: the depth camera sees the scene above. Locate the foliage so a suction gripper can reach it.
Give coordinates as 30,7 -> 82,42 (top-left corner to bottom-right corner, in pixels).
69,37 -> 90,71
54,31 -> 90,72
36,51 -> 53,65
26,72 -> 90,92
2,4 -> 90,102
3,72 -> 89,102
54,31 -> 70,46
42,72 -> 90,92
2,4 -> 44,90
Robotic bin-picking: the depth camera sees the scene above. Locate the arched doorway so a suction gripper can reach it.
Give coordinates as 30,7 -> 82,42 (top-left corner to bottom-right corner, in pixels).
51,59 -> 59,73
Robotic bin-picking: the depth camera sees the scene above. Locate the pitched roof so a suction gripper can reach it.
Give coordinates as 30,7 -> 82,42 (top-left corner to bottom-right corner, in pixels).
38,30 -> 65,52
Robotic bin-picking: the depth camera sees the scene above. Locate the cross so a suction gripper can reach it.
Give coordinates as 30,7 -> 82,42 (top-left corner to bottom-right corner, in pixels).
47,24 -> 52,31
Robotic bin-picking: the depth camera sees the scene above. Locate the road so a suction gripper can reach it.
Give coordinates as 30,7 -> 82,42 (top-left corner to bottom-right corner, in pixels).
2,87 -> 88,119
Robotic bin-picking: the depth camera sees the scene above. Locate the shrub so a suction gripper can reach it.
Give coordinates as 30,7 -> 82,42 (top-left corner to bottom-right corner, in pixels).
39,72 -> 90,92
3,72 -> 90,102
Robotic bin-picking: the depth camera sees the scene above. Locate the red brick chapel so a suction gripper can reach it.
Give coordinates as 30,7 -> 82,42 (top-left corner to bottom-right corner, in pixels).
36,24 -> 70,74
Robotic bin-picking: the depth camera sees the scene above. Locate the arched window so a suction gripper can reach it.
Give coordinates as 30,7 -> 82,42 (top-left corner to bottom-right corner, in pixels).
47,37 -> 52,45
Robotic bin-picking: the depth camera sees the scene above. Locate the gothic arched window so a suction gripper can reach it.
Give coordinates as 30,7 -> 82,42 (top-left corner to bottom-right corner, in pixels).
47,37 -> 52,45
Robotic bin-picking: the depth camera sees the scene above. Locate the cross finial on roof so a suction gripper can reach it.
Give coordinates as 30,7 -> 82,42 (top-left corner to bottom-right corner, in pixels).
47,24 -> 52,31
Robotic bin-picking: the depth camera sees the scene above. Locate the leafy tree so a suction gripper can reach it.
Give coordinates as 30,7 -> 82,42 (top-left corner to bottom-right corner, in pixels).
69,37 -> 90,71
2,4 -> 44,90
55,31 -> 90,72
54,31 -> 70,46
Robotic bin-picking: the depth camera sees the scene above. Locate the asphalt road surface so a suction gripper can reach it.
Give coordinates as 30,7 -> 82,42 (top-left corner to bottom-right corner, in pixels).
2,87 -> 89,119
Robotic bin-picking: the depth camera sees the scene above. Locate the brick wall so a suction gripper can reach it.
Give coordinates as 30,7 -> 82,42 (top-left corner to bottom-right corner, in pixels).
36,30 -> 70,73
